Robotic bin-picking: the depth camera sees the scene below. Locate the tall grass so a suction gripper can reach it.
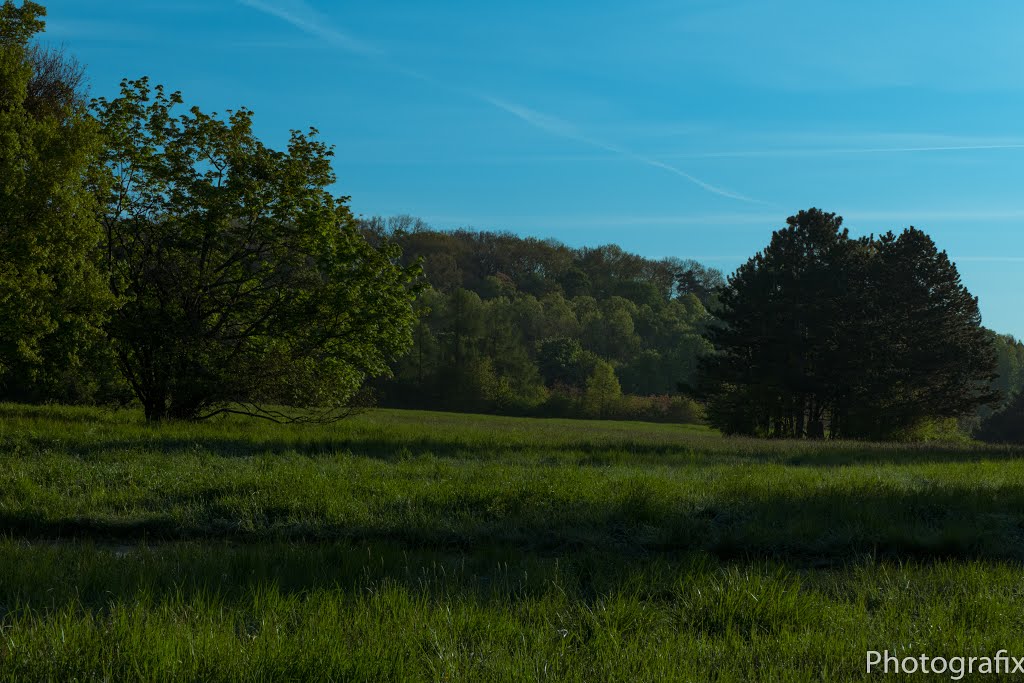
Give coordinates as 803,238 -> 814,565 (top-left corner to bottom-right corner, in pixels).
1,403 -> 1022,561
1,403 -> 1023,680
4,541 -> 1024,681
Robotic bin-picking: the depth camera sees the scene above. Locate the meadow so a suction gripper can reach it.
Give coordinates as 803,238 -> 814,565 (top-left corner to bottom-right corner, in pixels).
2,403 -> 1024,681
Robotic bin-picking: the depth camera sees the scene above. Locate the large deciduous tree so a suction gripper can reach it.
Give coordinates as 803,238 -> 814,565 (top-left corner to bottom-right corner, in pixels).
91,78 -> 420,421
700,208 -> 997,439
0,1 -> 110,397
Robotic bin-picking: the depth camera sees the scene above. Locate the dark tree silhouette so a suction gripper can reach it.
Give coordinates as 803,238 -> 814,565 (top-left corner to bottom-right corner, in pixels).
700,209 -> 998,439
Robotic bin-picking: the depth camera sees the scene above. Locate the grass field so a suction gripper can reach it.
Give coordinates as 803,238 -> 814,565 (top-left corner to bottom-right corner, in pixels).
2,403 -> 1024,680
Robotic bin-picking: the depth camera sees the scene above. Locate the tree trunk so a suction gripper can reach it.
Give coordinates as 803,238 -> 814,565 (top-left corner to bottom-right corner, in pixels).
143,395 -> 167,422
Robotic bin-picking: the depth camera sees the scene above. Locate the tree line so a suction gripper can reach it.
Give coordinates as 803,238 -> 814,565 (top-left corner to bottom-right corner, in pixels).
360,214 -> 1022,435
359,217 -> 719,421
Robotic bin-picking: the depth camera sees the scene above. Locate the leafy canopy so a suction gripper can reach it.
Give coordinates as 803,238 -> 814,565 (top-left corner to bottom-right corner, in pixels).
92,79 -> 420,421
0,0 -> 109,396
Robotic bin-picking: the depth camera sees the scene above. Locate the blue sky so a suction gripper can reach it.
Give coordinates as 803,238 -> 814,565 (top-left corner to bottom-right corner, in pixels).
43,0 -> 1024,338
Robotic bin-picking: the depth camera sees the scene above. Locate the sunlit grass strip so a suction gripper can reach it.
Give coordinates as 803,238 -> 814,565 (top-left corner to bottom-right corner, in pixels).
2,541 -> 1024,681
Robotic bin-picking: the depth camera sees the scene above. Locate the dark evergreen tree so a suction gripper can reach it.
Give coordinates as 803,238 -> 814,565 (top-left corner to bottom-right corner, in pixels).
700,209 -> 859,437
701,209 -> 998,439
844,228 -> 998,436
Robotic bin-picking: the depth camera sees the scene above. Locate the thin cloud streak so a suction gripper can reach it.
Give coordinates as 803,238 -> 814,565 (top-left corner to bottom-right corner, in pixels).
236,0 -> 763,205
481,97 -> 766,204
425,215 -> 773,227
842,208 -> 1024,223
422,208 -> 1024,230
665,143 -> 1024,160
237,0 -> 381,56
341,144 -> 1024,167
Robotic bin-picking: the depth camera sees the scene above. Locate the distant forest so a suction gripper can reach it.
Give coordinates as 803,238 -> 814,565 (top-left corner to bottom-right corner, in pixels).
360,215 -> 1024,426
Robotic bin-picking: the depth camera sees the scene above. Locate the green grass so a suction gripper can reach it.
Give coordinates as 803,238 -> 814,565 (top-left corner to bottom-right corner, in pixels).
2,403 -> 1024,680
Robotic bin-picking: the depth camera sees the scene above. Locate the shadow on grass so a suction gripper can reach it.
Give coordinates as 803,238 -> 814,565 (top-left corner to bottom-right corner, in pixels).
0,537 -> 734,617
3,482 -> 1024,568
26,433 -> 1024,468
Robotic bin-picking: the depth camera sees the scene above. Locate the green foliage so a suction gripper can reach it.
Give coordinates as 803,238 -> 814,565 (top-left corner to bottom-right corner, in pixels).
977,391 -> 1024,444
468,356 -> 547,412
90,80 -> 420,421
0,0 -> 43,45
990,332 -> 1024,412
702,209 -> 998,439
583,296 -> 640,362
673,259 -> 724,304
536,336 -> 592,387
583,359 -> 621,419
601,392 -> 705,423
0,1 -> 110,398
383,276 -> 709,420
892,416 -> 972,443
367,218 -> 714,421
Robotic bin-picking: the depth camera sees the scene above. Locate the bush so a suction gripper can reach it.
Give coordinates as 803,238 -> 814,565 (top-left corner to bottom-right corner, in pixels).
892,417 -> 971,443
538,388 -> 704,424
608,394 -> 705,424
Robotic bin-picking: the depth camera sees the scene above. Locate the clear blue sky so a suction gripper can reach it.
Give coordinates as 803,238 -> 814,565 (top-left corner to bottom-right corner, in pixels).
43,0 -> 1024,339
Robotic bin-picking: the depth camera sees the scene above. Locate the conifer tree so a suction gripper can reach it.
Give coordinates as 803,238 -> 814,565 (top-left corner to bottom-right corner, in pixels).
700,209 -> 997,439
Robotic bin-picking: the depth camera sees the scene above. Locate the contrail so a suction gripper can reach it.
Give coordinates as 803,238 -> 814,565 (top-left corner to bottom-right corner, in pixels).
666,143 -> 1024,160
237,0 -> 764,205
468,96 -> 766,204
237,0 -> 381,57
